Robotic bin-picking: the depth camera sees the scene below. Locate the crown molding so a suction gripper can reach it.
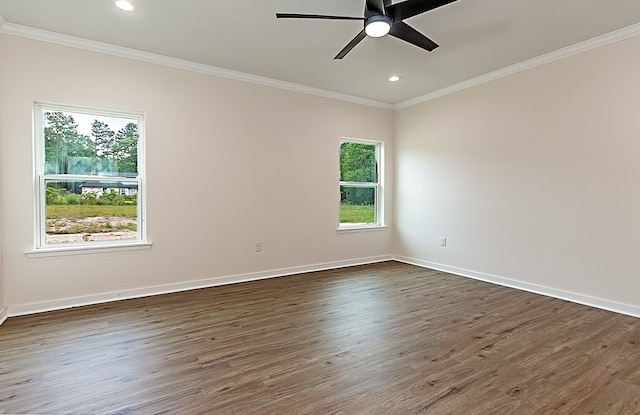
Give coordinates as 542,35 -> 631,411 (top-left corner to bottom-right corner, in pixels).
395,22 -> 640,110
0,22 -> 394,110
2,18 -> 638,112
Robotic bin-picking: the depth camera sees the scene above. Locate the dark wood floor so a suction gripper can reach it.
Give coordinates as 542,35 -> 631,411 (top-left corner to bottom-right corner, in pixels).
2,261 -> 640,414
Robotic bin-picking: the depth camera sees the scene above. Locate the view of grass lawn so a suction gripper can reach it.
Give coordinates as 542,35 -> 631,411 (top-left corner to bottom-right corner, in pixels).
46,204 -> 137,219
340,204 -> 375,223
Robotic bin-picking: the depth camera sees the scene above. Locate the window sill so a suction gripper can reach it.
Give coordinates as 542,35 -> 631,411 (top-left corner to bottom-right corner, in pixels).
25,241 -> 153,258
337,225 -> 388,234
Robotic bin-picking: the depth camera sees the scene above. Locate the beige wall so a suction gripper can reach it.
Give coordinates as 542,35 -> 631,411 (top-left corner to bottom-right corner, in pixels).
0,34 -> 394,313
395,35 -> 640,311
3,29 -> 640,318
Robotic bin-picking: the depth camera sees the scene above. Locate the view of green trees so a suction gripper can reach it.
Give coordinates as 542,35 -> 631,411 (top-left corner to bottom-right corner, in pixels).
340,142 -> 377,224
45,111 -> 138,175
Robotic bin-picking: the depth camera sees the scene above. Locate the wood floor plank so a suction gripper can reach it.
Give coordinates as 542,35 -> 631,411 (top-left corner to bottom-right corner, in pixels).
2,261 -> 640,414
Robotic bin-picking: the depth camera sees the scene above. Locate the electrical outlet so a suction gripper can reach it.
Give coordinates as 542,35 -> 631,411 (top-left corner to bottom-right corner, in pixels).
255,242 -> 263,252
440,237 -> 447,247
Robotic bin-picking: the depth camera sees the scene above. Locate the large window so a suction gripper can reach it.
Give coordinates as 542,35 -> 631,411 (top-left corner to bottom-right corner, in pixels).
34,103 -> 145,249
339,138 -> 383,228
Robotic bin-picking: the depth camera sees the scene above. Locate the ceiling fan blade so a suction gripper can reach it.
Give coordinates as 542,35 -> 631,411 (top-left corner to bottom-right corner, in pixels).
334,30 -> 367,59
276,13 -> 363,20
365,0 -> 385,16
387,0 -> 458,21
389,21 -> 439,52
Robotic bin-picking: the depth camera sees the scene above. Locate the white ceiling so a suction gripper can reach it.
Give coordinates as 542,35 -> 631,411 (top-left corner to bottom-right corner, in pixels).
1,0 -> 640,106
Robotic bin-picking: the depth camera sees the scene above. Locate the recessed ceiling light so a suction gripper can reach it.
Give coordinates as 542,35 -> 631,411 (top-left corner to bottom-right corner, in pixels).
388,75 -> 401,82
115,0 -> 137,12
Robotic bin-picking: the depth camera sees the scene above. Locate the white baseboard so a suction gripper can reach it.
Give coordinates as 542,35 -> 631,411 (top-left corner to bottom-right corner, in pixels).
7,255 -> 393,317
0,307 -> 7,326
9,254 -> 639,320
394,255 -> 640,319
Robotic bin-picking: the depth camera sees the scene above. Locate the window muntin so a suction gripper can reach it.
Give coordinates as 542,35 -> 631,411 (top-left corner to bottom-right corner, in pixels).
339,139 -> 382,228
35,104 -> 145,248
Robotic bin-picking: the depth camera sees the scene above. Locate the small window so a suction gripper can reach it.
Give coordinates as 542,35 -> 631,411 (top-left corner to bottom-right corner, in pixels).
339,138 -> 383,228
34,103 -> 145,249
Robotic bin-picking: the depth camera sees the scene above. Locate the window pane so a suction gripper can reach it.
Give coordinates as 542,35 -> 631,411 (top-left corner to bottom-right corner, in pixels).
340,142 -> 376,182
43,110 -> 138,175
340,186 -> 376,224
44,179 -> 138,244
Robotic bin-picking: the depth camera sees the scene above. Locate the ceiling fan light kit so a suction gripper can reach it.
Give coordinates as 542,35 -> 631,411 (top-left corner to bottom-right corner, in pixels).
276,0 -> 459,59
365,15 -> 393,38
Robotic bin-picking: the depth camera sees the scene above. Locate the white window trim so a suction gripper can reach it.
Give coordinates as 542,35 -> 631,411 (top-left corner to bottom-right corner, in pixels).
338,137 -> 385,231
336,225 -> 389,234
25,242 -> 152,258
29,102 -> 150,256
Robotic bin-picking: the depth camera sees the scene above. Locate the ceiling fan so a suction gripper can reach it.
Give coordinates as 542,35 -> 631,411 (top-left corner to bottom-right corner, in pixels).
276,0 -> 458,59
